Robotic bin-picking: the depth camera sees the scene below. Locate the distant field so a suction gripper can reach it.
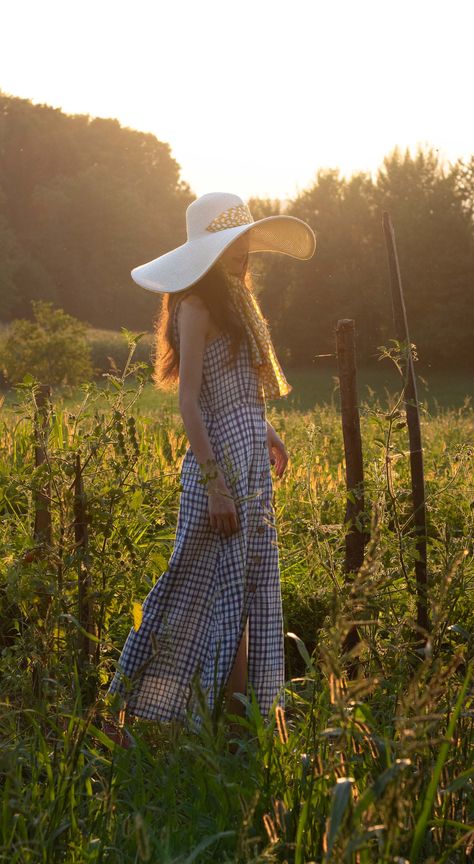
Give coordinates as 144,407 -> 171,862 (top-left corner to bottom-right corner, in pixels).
2,363 -> 473,414
117,366 -> 472,415
104,361 -> 474,413
77,328 -> 474,411
1,321 -> 472,411
281,363 -> 474,412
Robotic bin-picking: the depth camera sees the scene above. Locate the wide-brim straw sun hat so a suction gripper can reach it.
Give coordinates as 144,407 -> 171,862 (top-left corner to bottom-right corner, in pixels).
131,192 -> 316,294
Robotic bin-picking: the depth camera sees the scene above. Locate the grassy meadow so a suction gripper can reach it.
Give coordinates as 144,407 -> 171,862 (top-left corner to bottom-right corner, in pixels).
2,323 -> 473,411
86,326 -> 474,412
0,353 -> 473,862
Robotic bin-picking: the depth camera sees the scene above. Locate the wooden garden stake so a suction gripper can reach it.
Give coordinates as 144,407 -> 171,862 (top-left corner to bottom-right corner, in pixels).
30,384 -> 53,697
382,211 -> 430,638
336,319 -> 365,669
33,384 -> 52,546
74,453 -> 94,672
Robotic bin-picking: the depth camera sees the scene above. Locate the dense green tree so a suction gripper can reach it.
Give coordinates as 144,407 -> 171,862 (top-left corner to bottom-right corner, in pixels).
0,208 -> 21,319
258,148 -> 474,369
1,301 -> 93,385
0,92 -> 192,327
259,169 -> 390,366
452,156 -> 474,219
373,148 -> 474,366
247,197 -> 282,219
0,91 -> 472,369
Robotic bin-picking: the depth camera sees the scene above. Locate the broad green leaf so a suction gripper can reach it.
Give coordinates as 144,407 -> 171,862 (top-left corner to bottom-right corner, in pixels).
325,777 -> 354,860
286,632 -> 314,671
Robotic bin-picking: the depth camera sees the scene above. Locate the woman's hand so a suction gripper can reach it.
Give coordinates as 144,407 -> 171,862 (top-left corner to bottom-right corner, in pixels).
207,476 -> 239,538
266,421 -> 289,479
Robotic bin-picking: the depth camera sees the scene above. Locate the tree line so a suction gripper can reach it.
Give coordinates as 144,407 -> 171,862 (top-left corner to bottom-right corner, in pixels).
1,91 -> 473,369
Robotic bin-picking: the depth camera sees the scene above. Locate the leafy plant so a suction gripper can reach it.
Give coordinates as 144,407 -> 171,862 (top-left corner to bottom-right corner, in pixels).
2,301 -> 93,386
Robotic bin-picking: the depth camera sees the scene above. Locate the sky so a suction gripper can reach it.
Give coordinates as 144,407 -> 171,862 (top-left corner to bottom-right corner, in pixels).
1,0 -> 473,201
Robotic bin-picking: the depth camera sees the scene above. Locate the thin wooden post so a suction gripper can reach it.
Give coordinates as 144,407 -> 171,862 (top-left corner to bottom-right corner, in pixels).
382,211 -> 430,638
74,453 -> 94,672
336,319 -> 365,669
30,385 -> 52,697
33,385 -> 52,546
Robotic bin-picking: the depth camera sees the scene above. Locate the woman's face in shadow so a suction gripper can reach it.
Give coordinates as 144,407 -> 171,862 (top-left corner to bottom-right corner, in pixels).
219,232 -> 250,277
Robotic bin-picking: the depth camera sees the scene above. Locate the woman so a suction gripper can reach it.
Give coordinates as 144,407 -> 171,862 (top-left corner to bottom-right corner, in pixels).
106,192 -> 315,740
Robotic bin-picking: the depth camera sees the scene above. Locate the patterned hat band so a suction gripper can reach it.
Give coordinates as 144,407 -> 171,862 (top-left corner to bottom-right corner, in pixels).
206,205 -> 253,234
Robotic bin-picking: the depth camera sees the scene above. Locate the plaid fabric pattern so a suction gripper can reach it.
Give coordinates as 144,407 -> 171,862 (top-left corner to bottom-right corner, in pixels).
107,308 -> 285,722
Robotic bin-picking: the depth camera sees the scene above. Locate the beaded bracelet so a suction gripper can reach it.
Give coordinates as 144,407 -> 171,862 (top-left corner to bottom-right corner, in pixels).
198,457 -> 219,486
198,458 -> 229,497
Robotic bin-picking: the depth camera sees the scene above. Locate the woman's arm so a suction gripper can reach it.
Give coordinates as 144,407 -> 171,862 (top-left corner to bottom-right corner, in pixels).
177,295 -> 221,478
266,419 -> 289,479
177,295 -> 238,536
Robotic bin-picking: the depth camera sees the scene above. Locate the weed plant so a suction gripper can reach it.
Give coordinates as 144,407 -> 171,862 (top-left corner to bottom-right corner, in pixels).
0,336 -> 473,862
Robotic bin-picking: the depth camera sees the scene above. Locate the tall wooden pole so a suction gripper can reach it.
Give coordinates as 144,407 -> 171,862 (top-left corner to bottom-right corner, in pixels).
382,212 -> 430,638
30,385 -> 52,697
33,384 -> 52,546
336,319 -> 365,667
74,453 -> 94,676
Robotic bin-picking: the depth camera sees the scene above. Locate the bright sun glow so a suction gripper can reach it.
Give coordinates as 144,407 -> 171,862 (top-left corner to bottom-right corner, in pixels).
1,0 -> 472,199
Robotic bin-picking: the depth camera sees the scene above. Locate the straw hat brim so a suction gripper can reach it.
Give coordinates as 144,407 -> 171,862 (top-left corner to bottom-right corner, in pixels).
131,215 -> 316,294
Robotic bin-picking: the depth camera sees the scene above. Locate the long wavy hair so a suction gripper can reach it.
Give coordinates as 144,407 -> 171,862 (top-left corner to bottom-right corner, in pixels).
153,263 -> 255,391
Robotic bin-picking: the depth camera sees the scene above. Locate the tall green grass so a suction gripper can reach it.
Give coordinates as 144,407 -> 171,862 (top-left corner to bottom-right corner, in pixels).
0,356 -> 473,862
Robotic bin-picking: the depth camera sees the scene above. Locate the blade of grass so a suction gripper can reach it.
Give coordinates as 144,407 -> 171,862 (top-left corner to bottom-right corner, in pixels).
325,777 -> 354,862
353,759 -> 411,822
410,661 -> 473,863
295,798 -> 310,864
181,831 -> 235,863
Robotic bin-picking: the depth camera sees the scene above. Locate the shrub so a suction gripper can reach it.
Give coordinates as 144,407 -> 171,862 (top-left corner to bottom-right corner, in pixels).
1,301 -> 93,386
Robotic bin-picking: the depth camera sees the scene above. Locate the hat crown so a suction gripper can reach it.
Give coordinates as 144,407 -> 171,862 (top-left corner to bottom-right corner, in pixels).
186,192 -> 251,240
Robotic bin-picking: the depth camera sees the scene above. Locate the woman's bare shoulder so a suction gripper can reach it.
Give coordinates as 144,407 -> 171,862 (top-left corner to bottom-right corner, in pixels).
176,293 -> 209,342
178,293 -> 209,321
179,293 -> 207,311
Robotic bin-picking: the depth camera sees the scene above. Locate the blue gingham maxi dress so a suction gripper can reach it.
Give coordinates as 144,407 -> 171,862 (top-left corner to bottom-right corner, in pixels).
107,305 -> 285,722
